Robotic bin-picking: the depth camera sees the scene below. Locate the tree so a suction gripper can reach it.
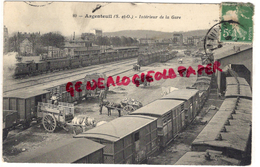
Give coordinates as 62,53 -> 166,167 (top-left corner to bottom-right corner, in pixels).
41,32 -> 65,48
110,36 -> 122,46
8,32 -> 24,52
120,36 -> 128,46
127,37 -> 134,45
40,32 -> 65,57
29,33 -> 37,55
94,36 -> 110,46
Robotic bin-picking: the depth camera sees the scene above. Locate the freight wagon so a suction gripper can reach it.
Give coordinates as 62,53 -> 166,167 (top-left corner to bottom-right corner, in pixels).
130,100 -> 185,148
160,89 -> 200,123
3,87 -> 51,138
75,115 -> 158,164
12,138 -> 105,163
225,77 -> 252,99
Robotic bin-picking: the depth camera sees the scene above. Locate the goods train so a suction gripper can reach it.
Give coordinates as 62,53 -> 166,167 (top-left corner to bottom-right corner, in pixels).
11,46 -> 178,78
13,46 -> 139,78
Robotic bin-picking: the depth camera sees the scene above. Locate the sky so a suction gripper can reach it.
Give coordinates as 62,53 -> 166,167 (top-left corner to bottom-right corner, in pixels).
4,2 -> 219,36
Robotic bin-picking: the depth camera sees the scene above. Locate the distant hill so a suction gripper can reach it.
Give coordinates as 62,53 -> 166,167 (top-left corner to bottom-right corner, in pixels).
103,29 -> 208,39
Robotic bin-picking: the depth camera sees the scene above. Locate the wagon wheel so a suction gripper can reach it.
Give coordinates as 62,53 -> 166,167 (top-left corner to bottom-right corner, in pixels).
122,105 -> 135,115
42,114 -> 57,132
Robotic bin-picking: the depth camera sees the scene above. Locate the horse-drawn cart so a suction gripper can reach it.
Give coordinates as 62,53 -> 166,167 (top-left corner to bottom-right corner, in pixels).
37,101 -> 74,132
37,101 -> 96,133
103,98 -> 143,116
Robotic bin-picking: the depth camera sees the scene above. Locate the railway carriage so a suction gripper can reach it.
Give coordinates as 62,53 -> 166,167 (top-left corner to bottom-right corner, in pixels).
99,52 -> 108,64
160,89 -> 200,123
91,54 -> 100,65
75,115 -> 158,164
36,61 -> 48,73
12,138 -> 105,163
49,59 -> 70,71
3,88 -> 51,139
137,53 -> 149,66
225,77 -> 252,99
130,100 -> 185,148
81,57 -> 91,67
70,57 -> 82,68
192,79 -> 211,108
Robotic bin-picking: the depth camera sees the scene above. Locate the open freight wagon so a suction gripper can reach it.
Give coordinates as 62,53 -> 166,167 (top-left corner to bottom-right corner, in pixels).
75,115 -> 158,164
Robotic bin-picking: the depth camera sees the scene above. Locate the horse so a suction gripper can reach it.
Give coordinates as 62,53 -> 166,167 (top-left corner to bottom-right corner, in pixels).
96,121 -> 108,127
133,64 -> 140,71
178,58 -> 183,64
71,115 -> 96,127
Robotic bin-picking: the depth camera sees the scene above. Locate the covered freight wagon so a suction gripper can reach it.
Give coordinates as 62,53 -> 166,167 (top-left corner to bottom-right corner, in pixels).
130,100 -> 185,148
12,138 -> 105,163
3,88 -> 51,126
75,115 -> 158,164
160,89 -> 200,123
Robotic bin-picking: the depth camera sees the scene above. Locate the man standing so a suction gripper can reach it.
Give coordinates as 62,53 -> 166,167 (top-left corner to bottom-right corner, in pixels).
99,90 -> 105,115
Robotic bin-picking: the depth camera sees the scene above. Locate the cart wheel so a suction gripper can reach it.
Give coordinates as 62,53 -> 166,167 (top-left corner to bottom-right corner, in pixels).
122,105 -> 135,115
42,114 -> 57,132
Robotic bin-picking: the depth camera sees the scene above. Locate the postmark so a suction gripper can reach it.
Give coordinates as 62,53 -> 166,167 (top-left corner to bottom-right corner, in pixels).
24,1 -> 53,7
204,20 -> 240,64
220,2 -> 254,43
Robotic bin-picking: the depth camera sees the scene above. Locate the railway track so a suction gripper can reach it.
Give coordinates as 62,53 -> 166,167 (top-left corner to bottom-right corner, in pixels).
4,58 -> 138,93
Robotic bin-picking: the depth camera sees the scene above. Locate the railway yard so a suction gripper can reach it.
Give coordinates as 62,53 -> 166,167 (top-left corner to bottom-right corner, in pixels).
2,46 -> 252,165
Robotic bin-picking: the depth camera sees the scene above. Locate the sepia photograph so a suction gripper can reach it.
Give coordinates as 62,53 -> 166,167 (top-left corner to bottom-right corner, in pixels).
2,1 -> 254,165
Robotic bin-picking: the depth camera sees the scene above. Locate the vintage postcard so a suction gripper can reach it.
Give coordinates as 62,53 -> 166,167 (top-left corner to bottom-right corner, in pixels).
2,1 -> 254,166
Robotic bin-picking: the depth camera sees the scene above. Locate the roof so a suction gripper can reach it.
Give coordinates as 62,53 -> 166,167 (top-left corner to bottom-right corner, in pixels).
13,138 -> 105,163
213,44 -> 252,61
175,151 -> 240,165
74,47 -> 101,52
130,100 -> 183,117
192,98 -> 252,153
75,115 -> 157,142
112,46 -> 139,50
3,87 -> 50,99
160,89 -> 199,101
197,76 -> 212,81
19,56 -> 42,63
194,80 -> 211,85
226,77 -> 250,86
225,85 -> 252,99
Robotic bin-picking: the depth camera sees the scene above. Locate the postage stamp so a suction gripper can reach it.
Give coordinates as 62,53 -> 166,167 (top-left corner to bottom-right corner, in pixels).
220,2 -> 254,43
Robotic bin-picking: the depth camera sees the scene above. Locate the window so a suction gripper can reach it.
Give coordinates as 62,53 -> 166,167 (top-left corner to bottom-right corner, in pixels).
134,132 -> 139,141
